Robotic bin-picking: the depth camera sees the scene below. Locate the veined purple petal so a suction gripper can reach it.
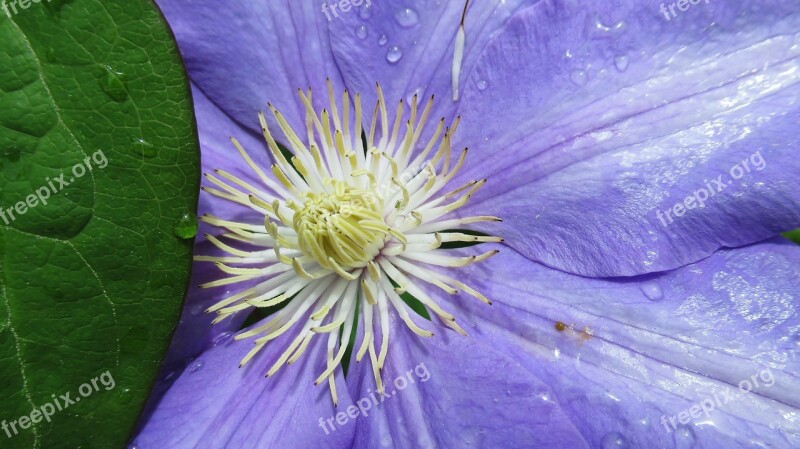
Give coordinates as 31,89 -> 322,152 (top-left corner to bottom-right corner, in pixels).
452,0 -> 800,276
426,240 -> 800,447
156,0 -> 347,137
329,0 -> 538,128
193,84 -> 268,234
344,314 -> 589,449
135,328 -> 354,449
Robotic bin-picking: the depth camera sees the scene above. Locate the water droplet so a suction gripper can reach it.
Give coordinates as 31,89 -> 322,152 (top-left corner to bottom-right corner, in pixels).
355,25 -> 368,40
587,18 -> 626,39
359,3 -> 372,20
476,79 -> 488,91
601,432 -> 627,449
45,47 -> 58,62
174,213 -> 198,239
386,46 -> 403,64
189,303 -> 204,316
132,138 -> 156,158
570,69 -> 588,86
614,55 -> 629,72
394,8 -> 419,28
378,34 -> 388,46
188,360 -> 204,373
214,332 -> 234,347
1,144 -> 21,163
406,87 -> 424,104
640,281 -> 664,301
673,426 -> 697,449
99,65 -> 128,102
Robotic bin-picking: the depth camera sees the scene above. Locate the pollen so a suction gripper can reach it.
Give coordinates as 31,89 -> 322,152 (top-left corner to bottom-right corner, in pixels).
197,79 -> 501,405
292,181 -> 388,272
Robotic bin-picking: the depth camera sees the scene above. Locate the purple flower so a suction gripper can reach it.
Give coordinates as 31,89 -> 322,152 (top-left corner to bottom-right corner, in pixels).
137,0 -> 800,448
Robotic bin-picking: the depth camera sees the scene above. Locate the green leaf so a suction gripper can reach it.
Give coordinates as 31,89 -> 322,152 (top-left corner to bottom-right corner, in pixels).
784,228 -> 800,245
0,1 -> 198,448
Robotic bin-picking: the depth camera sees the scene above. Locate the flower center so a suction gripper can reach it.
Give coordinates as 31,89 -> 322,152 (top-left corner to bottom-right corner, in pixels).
197,80 -> 502,405
291,180 -> 388,272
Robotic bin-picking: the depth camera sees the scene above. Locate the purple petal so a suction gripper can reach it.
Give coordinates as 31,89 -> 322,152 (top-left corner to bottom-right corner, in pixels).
328,0 -> 537,124
344,314 -> 589,449
193,83 -> 267,233
157,0 -> 346,136
451,0 -> 800,276
434,239 -> 800,447
135,329 -> 354,449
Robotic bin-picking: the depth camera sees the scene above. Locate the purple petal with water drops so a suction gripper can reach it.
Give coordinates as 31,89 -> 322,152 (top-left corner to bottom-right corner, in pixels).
449,0 -> 800,276
156,0 -> 347,137
328,0 -> 539,128
134,327 -> 354,449
344,313 -> 589,449
427,239 -> 800,448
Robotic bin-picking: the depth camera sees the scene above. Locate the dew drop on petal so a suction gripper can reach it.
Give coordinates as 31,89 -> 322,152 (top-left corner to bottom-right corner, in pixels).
476,79 -> 488,91
406,87 -> 424,104
359,3 -> 372,20
189,303 -> 204,316
214,331 -> 234,346
535,390 -> 551,403
386,46 -> 403,64
640,281 -> 664,301
570,69 -> 588,86
188,360 -> 204,373
614,55 -> 629,72
378,34 -> 388,46
601,432 -> 628,449
587,18 -> 626,39
394,7 -> 419,28
673,426 -> 697,449
355,25 -> 368,40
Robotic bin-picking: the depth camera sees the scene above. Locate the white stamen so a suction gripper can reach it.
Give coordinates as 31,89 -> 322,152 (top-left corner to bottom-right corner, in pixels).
197,82 -> 498,403
452,0 -> 470,101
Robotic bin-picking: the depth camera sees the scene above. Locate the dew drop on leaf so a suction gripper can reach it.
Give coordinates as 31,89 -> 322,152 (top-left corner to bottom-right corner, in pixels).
99,65 -> 129,102
174,213 -> 198,239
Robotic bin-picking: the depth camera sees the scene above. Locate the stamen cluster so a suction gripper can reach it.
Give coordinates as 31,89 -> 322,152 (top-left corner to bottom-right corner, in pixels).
198,80 -> 501,404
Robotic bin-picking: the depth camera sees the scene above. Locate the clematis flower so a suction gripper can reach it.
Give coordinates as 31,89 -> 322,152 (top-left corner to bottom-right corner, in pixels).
136,0 -> 800,448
